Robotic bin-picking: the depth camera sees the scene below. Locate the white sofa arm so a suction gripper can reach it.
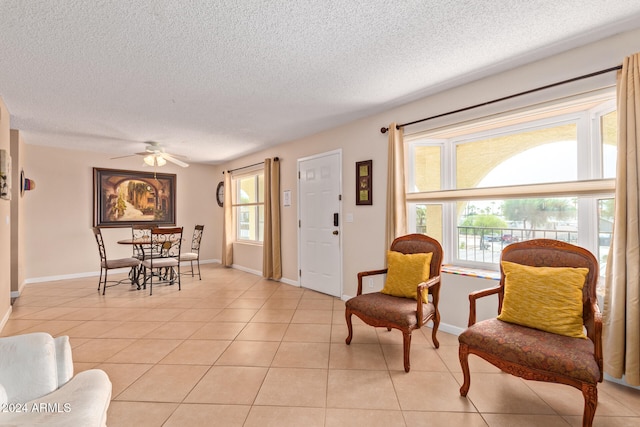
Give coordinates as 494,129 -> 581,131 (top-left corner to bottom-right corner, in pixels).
0,333 -> 59,403
53,336 -> 74,386
0,369 -> 112,427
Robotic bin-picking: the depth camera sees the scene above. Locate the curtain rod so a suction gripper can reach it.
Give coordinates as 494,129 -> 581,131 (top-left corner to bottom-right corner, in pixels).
224,157 -> 279,174
380,64 -> 622,134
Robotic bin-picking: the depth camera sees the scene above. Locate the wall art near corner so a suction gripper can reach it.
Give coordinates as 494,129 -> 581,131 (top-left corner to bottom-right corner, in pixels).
0,149 -> 11,200
355,160 -> 372,205
19,169 -> 36,196
93,167 -> 176,227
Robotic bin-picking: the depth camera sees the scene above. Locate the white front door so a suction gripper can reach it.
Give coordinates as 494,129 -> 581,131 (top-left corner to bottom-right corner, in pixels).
298,150 -> 342,297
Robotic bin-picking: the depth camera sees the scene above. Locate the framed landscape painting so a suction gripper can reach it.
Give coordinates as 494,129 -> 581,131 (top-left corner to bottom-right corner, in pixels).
93,168 -> 176,227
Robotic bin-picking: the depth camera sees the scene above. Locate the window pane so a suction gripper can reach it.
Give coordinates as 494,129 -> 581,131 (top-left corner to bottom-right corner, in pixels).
410,204 -> 442,242
258,205 -> 264,242
238,176 -> 257,203
601,111 -> 617,179
412,145 -> 441,192
598,198 -> 613,282
236,205 -> 262,241
237,206 -> 251,240
456,123 -> 577,189
258,174 -> 265,202
456,198 -> 578,265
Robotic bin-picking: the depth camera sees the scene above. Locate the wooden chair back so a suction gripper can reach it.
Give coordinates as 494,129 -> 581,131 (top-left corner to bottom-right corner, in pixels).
150,227 -> 183,258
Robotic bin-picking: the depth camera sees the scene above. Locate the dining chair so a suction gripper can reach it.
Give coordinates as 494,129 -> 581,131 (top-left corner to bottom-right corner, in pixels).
140,227 -> 183,295
345,234 -> 443,372
131,224 -> 160,260
180,225 -> 204,280
92,227 -> 141,294
458,239 -> 602,427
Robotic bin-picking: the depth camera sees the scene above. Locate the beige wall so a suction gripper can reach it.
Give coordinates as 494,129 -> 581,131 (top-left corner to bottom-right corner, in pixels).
22,145 -> 218,280
0,97 -> 11,328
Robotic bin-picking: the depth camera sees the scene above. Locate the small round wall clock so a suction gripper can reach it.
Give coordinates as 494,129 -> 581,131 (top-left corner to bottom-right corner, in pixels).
216,181 -> 224,207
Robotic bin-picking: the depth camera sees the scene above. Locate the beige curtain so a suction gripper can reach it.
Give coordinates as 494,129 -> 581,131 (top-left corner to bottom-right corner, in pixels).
603,52 -> 640,386
385,122 -> 408,250
262,158 -> 282,279
221,171 -> 234,267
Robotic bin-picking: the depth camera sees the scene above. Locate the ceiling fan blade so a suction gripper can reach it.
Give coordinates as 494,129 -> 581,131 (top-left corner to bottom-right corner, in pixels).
164,152 -> 188,160
110,154 -> 138,160
161,153 -> 189,167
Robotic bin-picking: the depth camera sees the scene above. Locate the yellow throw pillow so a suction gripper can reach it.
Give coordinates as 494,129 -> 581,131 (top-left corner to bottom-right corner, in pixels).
381,251 -> 432,303
497,260 -> 589,338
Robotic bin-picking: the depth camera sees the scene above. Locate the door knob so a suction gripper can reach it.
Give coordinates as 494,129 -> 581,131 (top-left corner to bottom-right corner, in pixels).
333,230 -> 339,235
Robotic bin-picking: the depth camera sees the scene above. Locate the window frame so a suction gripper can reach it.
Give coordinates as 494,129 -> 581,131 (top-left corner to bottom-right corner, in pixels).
232,168 -> 265,244
405,91 -> 616,270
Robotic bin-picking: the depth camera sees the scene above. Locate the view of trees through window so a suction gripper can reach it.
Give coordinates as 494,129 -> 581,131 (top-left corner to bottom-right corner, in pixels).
457,197 -> 578,264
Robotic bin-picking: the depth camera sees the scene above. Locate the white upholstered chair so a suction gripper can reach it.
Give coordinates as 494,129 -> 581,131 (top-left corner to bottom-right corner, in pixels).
0,332 -> 112,426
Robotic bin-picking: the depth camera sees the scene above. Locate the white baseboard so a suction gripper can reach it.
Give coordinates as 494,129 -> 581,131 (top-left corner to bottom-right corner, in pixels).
24,259 -> 221,285
0,305 -> 13,332
279,277 -> 299,287
604,373 -> 640,390
230,264 -> 262,277
25,270 -> 103,284
21,260 -> 300,290
179,259 -> 217,268
229,264 -> 299,287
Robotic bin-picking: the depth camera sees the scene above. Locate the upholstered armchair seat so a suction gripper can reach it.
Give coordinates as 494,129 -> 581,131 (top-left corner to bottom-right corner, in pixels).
459,318 -> 600,385
345,292 -> 436,330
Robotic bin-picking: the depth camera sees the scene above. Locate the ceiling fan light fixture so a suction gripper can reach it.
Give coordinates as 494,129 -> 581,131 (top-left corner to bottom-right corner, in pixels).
144,154 -> 166,167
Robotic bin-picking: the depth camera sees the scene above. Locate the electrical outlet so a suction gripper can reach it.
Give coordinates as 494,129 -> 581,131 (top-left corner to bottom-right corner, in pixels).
368,278 -> 374,289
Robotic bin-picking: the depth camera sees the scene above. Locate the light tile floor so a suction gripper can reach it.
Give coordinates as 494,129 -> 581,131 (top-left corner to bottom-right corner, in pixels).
3,264 -> 640,426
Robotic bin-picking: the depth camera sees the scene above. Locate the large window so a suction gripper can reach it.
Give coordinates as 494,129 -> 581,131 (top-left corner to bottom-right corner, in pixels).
406,90 -> 616,276
234,171 -> 264,243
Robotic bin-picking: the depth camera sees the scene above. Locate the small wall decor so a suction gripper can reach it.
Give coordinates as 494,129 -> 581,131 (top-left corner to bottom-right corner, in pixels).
93,167 -> 176,227
356,160 -> 372,205
20,169 -> 36,196
0,149 -> 11,200
216,181 -> 224,207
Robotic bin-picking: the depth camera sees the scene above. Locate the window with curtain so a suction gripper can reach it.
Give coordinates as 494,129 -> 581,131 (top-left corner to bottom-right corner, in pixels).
233,170 -> 265,243
406,89 -> 617,284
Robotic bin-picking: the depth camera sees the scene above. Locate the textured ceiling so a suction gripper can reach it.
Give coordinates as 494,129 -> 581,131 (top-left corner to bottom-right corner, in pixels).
1,1 -> 640,165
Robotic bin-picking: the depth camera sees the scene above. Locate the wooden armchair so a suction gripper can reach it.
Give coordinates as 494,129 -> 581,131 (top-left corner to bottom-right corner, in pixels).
345,234 -> 443,372
458,239 -> 602,427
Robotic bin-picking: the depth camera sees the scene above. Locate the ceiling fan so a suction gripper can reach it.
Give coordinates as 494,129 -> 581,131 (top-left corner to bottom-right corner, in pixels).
112,141 -> 189,168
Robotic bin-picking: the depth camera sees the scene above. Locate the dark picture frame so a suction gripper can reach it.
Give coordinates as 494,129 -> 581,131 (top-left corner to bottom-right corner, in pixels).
356,160 -> 372,205
93,167 -> 177,227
